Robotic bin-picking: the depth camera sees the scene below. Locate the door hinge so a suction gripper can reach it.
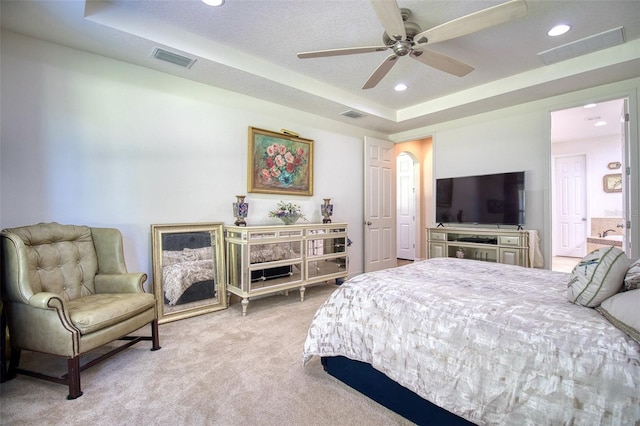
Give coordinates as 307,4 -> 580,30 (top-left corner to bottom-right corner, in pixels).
624,113 -> 630,122
627,166 -> 631,176
627,220 -> 632,229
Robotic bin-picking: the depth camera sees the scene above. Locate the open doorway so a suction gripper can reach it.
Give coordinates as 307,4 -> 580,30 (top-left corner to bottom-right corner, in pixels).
393,138 -> 432,264
551,98 -> 627,272
397,152 -> 418,261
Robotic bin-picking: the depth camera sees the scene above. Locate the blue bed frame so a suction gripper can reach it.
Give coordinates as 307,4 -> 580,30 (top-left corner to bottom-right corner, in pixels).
321,356 -> 474,425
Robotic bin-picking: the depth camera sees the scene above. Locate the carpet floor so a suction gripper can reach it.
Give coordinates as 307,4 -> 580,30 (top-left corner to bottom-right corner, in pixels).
0,284 -> 413,425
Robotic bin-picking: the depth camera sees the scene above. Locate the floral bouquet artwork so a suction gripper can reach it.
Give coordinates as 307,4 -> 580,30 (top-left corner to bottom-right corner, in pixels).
248,127 -> 313,196
269,201 -> 307,225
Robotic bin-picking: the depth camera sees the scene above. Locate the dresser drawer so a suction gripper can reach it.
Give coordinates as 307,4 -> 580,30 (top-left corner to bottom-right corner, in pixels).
430,232 -> 447,241
499,236 -> 521,246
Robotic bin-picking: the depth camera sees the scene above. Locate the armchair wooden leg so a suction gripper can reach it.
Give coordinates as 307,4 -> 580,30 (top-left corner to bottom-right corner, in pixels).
0,309 -> 6,383
150,319 -> 160,351
66,356 -> 83,400
7,346 -> 20,380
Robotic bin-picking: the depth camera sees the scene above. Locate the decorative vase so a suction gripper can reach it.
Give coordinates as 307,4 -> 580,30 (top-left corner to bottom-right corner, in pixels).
456,248 -> 465,259
279,214 -> 301,225
321,198 -> 333,223
232,195 -> 249,226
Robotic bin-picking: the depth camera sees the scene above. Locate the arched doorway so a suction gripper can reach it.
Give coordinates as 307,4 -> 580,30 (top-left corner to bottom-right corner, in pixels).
397,152 -> 419,260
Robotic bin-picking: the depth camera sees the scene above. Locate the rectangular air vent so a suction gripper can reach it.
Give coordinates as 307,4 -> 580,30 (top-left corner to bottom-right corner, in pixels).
152,47 -> 197,69
340,110 -> 366,119
537,27 -> 624,65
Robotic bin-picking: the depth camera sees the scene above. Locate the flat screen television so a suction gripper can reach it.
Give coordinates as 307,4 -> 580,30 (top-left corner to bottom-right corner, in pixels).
435,171 -> 525,226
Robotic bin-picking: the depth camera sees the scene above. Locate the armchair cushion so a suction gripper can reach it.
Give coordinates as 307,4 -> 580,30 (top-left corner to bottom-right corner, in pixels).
67,293 -> 156,335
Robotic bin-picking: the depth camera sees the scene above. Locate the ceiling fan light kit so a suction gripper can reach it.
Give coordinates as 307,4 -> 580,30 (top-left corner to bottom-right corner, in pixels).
297,0 -> 528,90
201,0 -> 224,6
548,24 -> 571,37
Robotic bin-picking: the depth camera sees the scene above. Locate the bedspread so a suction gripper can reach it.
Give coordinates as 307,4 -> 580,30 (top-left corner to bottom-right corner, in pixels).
163,259 -> 214,305
303,258 -> 640,425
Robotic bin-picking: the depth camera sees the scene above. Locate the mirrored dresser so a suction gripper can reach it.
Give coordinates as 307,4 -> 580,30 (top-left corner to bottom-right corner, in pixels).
225,223 -> 348,315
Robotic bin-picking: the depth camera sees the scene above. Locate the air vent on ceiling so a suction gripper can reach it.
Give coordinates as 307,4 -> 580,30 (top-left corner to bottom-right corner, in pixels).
340,110 -> 366,119
152,47 -> 197,69
537,27 -> 624,65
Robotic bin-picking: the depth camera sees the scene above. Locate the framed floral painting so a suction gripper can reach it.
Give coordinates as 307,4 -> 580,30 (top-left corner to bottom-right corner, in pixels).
248,127 -> 313,196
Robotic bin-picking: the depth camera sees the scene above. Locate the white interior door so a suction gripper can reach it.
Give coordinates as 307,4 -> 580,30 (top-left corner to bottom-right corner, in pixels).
554,154 -> 587,257
364,136 -> 396,272
397,153 -> 415,260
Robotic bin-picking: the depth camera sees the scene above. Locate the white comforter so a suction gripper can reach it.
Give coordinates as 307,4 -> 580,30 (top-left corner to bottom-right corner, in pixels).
303,258 -> 640,425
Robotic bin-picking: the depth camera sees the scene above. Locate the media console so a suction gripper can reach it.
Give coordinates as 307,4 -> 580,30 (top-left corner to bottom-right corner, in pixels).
427,227 -> 530,267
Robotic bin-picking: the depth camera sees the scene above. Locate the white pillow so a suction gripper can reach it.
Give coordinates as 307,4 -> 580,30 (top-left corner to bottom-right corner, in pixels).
624,258 -> 640,291
567,246 -> 629,307
597,289 -> 640,344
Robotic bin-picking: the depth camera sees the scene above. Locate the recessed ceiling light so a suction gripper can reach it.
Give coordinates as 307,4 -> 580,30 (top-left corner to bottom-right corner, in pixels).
202,0 -> 224,6
584,103 -> 597,109
548,24 -> 571,37
394,83 -> 407,92
595,121 -> 607,127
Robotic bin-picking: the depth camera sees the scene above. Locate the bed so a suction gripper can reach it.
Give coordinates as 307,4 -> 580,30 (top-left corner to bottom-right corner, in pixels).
303,256 -> 640,425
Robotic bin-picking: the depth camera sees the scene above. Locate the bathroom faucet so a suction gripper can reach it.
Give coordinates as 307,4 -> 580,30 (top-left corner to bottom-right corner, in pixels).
601,229 -> 616,237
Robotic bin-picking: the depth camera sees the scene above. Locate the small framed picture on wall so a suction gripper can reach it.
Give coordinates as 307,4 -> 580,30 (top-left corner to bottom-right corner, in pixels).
603,173 -> 622,193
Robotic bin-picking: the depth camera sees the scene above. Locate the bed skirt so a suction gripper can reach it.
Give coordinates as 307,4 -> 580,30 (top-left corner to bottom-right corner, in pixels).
321,356 -> 473,425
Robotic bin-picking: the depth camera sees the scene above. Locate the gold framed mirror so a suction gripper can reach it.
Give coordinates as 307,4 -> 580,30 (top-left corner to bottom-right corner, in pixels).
151,223 -> 227,323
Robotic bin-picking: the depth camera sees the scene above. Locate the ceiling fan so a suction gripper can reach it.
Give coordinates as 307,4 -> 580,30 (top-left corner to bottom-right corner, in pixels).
297,0 -> 528,89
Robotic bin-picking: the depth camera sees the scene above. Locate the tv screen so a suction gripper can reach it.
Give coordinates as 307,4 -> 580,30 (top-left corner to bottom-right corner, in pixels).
435,172 -> 525,226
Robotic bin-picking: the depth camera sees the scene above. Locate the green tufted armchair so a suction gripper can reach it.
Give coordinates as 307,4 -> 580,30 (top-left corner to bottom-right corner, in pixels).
0,222 -> 160,399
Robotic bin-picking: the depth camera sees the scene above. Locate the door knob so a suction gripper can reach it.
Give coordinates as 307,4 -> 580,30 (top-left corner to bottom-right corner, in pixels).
366,221 -> 372,226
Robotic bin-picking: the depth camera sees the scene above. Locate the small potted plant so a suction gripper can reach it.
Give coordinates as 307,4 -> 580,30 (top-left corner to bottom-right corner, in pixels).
269,201 -> 307,225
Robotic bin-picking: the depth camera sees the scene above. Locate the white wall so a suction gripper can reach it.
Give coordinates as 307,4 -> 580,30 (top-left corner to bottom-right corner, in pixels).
430,109 -> 548,243
0,31 -> 371,280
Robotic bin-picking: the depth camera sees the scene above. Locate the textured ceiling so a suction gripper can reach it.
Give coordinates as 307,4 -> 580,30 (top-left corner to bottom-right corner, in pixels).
1,0 -> 639,137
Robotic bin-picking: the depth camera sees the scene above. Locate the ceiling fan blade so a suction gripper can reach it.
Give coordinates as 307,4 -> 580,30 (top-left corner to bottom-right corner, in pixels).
297,45 -> 388,59
410,50 -> 474,77
370,0 -> 406,41
414,0 -> 528,45
362,54 -> 399,89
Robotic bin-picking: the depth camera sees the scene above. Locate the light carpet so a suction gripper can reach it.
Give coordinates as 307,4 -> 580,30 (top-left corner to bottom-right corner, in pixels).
0,284 -> 412,425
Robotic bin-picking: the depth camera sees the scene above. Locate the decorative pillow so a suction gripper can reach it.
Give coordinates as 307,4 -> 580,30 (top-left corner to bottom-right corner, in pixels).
163,247 -> 213,265
162,250 -> 183,266
596,289 -> 640,344
624,258 -> 640,291
182,246 -> 213,261
567,246 -> 629,307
